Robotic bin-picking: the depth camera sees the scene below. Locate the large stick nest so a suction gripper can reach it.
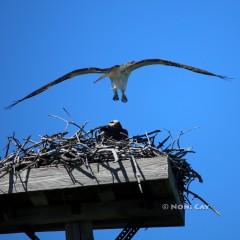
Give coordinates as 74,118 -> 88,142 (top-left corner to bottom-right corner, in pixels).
0,116 -> 219,215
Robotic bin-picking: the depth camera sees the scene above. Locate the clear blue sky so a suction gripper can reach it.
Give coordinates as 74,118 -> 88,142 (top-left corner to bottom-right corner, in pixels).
0,0 -> 239,239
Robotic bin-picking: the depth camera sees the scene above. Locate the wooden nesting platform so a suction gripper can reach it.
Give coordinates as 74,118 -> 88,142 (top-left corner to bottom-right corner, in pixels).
0,156 -> 184,234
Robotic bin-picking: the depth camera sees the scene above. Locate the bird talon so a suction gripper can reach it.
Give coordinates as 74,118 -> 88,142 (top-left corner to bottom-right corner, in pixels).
121,95 -> 128,103
113,94 -> 119,101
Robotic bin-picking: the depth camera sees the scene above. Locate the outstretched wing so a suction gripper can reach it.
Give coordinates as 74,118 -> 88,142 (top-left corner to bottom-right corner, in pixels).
126,58 -> 228,79
6,67 -> 109,109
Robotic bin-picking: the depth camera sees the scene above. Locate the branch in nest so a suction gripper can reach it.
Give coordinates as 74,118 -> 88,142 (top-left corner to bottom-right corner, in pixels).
184,188 -> 221,216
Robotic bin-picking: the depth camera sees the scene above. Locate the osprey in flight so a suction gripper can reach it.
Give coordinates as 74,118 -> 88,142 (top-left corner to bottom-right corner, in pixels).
6,58 -> 227,109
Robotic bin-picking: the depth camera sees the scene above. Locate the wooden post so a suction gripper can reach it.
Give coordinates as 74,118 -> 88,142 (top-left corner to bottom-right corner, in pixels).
65,222 -> 94,240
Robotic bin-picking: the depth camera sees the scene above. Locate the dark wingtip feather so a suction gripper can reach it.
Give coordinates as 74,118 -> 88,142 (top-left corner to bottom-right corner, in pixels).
216,75 -> 233,81
5,100 -> 23,110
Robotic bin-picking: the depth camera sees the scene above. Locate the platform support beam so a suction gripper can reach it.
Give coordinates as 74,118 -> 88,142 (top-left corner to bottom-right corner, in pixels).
65,222 -> 94,240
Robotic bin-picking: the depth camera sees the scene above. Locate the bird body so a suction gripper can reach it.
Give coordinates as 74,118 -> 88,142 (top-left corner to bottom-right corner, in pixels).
6,58 -> 228,109
99,120 -> 129,141
108,63 -> 133,102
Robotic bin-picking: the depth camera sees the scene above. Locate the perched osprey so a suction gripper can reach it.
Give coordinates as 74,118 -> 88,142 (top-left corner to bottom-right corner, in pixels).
100,120 -> 129,141
6,58 -> 227,109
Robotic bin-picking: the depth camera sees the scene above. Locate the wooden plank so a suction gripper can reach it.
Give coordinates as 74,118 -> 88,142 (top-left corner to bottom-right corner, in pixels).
0,156 -> 168,194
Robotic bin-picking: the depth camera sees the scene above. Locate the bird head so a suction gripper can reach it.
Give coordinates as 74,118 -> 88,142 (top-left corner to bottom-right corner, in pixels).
108,120 -> 122,129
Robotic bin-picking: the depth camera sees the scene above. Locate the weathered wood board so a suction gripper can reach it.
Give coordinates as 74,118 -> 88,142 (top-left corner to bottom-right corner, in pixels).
0,156 -> 168,194
0,156 -> 185,233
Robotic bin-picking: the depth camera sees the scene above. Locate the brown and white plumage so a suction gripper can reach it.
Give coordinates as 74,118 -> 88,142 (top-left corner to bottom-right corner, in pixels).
6,58 -> 228,109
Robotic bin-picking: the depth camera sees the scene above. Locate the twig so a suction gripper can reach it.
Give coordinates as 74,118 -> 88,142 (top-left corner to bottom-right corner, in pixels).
184,188 -> 221,216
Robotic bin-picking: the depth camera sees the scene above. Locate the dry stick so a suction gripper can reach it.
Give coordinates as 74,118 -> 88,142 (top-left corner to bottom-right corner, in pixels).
18,136 -> 32,153
75,133 -> 90,150
75,133 -> 95,176
97,148 -> 119,162
4,138 -> 12,158
184,188 -> 221,216
157,135 -> 171,149
131,154 -> 143,193
173,126 -> 200,149
48,114 -> 69,131
62,107 -> 72,118
145,132 -> 151,146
